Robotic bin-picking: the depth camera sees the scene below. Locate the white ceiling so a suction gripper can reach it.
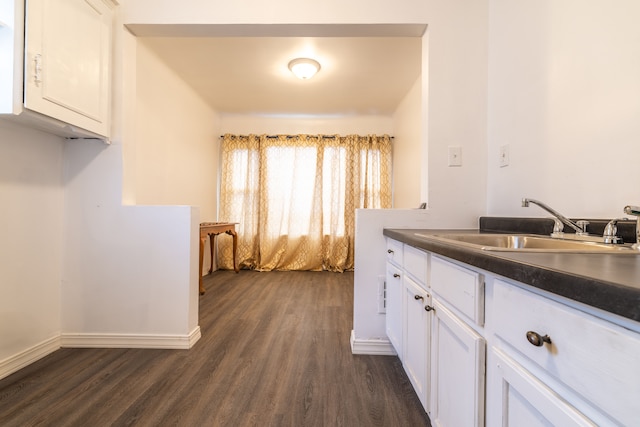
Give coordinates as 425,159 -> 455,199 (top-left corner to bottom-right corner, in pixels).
139,36 -> 423,116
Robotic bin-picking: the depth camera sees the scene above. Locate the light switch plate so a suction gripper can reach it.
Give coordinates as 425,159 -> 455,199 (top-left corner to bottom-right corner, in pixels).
448,146 -> 462,167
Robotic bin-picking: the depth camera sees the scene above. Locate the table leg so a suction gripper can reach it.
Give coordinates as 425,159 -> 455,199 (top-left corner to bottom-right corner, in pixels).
227,229 -> 239,273
208,233 -> 215,274
199,235 -> 206,295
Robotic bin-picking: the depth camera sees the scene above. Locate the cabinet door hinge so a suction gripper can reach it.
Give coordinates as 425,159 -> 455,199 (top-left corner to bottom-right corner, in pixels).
34,54 -> 43,86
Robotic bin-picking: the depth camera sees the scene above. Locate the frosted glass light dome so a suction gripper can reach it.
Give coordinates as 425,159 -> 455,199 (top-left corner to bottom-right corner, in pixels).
288,58 -> 321,80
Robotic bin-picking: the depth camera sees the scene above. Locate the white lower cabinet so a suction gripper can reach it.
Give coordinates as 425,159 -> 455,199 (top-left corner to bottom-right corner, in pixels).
488,348 -> 596,427
383,239 -> 640,427
403,276 -> 431,411
488,279 -> 640,427
430,299 -> 485,427
429,256 -> 486,426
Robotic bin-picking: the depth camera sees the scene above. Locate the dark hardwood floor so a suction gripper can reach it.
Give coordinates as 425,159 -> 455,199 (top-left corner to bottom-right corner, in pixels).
0,270 -> 431,426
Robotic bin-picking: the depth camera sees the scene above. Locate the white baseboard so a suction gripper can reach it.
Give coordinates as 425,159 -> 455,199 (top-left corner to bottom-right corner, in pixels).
60,326 -> 202,350
0,335 -> 61,381
350,330 -> 397,355
0,328 -> 202,381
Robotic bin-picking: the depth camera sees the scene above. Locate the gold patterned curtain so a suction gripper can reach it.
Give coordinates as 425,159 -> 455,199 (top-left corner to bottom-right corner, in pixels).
217,133 -> 392,272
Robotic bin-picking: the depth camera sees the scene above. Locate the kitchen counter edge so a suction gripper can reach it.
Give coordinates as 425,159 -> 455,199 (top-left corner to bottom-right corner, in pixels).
383,228 -> 640,324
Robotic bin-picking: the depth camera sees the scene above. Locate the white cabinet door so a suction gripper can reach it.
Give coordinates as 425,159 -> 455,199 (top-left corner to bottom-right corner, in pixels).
0,0 -> 24,114
403,276 -> 430,412
487,348 -> 597,427
492,279 -> 640,426
24,0 -> 112,137
385,262 -> 403,357
430,300 -> 485,427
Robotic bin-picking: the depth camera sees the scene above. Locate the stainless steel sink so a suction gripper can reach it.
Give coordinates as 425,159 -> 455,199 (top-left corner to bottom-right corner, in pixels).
414,233 -> 639,253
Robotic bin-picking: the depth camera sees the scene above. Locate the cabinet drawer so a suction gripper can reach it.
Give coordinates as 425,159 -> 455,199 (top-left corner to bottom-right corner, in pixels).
430,256 -> 484,326
493,279 -> 640,427
404,245 -> 428,288
386,238 -> 403,266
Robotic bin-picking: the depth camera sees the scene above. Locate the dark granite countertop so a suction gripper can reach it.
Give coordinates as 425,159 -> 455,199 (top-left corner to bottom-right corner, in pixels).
383,228 -> 640,323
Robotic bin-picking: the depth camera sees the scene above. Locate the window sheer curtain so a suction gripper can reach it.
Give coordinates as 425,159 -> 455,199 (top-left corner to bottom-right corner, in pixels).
217,133 -> 392,272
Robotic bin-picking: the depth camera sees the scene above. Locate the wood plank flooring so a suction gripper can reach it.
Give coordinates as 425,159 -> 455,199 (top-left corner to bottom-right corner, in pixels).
0,270 -> 431,426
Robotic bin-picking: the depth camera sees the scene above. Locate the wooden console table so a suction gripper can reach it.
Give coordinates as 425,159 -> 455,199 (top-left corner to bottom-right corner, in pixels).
199,222 -> 239,295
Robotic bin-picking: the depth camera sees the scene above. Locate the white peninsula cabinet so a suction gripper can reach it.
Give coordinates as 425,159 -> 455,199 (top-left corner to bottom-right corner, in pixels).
385,239 -> 431,411
385,238 -> 404,357
384,237 -> 640,427
402,245 -> 430,411
1,0 -> 115,138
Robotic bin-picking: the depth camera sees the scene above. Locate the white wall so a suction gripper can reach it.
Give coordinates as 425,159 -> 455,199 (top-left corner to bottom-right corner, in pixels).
121,0 -> 489,229
61,140 -> 200,344
0,121 -> 64,378
134,39 -> 220,222
2,0 -> 636,368
423,0 -> 489,228
57,15 -> 201,350
2,0 -> 491,370
487,0 -> 640,218
120,0 -> 490,351
392,77 -> 422,208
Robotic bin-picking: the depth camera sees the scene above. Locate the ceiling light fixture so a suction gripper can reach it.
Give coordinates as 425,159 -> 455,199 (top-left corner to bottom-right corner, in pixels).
288,58 -> 321,80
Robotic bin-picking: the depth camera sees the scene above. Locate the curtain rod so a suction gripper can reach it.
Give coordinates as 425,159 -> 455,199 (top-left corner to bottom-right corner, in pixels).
219,134 -> 394,139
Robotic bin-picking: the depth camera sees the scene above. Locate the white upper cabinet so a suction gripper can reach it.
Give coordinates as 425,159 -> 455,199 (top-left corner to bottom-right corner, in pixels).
25,0 -> 113,137
1,0 -> 115,139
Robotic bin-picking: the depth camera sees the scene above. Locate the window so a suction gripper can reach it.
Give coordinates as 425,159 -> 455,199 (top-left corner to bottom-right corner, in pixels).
218,134 -> 392,271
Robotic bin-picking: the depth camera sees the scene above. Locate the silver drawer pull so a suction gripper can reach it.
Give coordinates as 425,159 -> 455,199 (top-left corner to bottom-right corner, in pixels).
526,331 -> 552,347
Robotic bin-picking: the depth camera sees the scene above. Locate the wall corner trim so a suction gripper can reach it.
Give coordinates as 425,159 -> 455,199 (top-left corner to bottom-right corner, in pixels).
350,330 -> 397,355
60,327 -> 202,350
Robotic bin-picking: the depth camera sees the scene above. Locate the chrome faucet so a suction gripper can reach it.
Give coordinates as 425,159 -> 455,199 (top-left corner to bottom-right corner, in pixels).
623,205 -> 640,249
521,198 -> 587,235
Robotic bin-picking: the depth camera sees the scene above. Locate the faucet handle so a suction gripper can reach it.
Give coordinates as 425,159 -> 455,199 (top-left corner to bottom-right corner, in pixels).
603,219 -> 624,244
550,218 -> 564,238
576,220 -> 590,235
